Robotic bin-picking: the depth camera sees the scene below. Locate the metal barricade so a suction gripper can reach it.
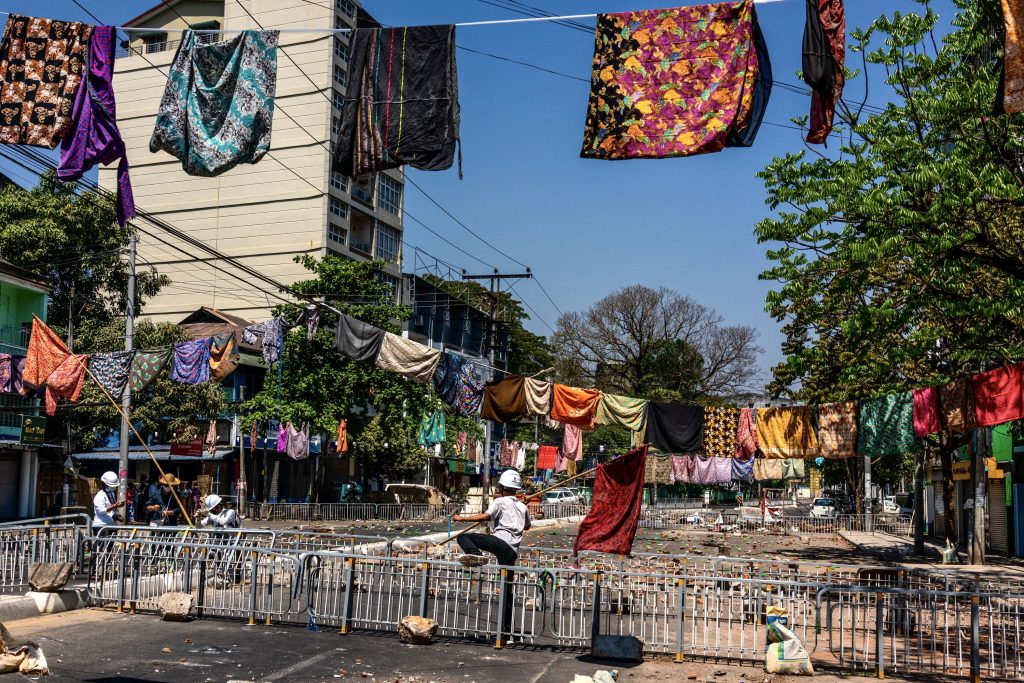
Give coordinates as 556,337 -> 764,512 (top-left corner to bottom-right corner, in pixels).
0,521 -> 89,593
245,502 -> 462,523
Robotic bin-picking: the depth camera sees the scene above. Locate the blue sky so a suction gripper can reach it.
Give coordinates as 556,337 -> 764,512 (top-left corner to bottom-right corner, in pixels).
0,0 -> 960,381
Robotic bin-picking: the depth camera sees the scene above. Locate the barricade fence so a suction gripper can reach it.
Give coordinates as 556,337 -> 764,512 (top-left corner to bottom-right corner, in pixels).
244,502 -> 464,522
0,519 -> 89,593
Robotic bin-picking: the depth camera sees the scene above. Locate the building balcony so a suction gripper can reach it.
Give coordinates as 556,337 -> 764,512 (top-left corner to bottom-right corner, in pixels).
349,237 -> 372,256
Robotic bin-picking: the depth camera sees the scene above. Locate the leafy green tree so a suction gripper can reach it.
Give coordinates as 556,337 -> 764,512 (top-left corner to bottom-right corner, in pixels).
756,0 -> 1019,552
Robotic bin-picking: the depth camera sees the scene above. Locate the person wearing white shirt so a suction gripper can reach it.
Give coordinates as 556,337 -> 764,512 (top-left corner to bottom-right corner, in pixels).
200,494 -> 240,529
92,471 -> 124,528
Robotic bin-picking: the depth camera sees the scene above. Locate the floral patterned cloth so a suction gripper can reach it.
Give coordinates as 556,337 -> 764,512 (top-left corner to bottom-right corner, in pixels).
150,29 -> 279,176
703,406 -> 739,457
857,392 -> 920,456
0,15 -> 92,148
456,361 -> 485,417
735,407 -> 758,457
551,384 -> 601,429
44,353 -> 88,416
816,401 -> 857,459
0,353 -> 11,393
670,455 -> 694,483
170,338 -> 211,385
208,333 -> 238,382
941,379 -> 975,433
645,453 -> 673,484
23,317 -> 70,390
89,350 -> 134,400
129,349 -> 170,394
581,1 -> 770,160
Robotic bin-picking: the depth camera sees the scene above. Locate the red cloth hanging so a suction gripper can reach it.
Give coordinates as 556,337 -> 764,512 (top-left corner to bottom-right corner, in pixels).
573,445 -> 648,557
536,445 -> 558,470
804,0 -> 845,144
972,363 -> 1024,427
911,386 -> 942,437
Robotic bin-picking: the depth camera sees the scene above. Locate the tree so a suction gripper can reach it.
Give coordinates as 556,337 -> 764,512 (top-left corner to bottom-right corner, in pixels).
756,0 -> 1020,561
242,255 -> 435,485
552,285 -> 763,399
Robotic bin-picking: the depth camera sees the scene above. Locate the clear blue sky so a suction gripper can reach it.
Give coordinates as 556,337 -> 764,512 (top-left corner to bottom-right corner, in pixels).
0,0 -> 959,380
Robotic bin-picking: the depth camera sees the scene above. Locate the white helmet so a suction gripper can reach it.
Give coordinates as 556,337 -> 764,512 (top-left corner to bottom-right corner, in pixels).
100,471 -> 119,488
498,469 -> 521,490
205,494 -> 223,510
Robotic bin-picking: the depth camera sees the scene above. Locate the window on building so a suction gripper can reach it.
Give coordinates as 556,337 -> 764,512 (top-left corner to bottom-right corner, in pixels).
336,0 -> 356,17
333,65 -> 346,88
351,176 -> 374,205
190,21 -> 220,45
377,174 -> 402,215
375,224 -> 400,262
329,196 -> 348,218
333,88 -> 345,111
143,32 -> 168,53
378,273 -> 400,302
330,171 -> 347,191
331,116 -> 341,137
334,38 -> 349,61
328,223 -> 347,245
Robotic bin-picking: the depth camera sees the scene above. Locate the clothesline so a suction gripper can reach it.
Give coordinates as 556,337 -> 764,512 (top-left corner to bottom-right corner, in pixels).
0,1 -> 785,34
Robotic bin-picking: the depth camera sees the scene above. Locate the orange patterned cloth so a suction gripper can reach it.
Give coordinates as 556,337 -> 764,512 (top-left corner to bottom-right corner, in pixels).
550,384 -> 601,429
816,401 -> 857,459
44,353 -> 88,415
1002,0 -> 1024,113
23,316 -> 70,390
337,418 -> 348,454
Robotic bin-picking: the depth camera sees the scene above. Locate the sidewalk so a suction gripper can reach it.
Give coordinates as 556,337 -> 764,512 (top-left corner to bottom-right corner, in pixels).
840,530 -> 1024,577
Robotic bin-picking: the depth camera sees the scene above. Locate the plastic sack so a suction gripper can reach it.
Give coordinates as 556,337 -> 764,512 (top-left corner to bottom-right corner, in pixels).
766,606 -> 790,642
941,539 -> 959,564
765,621 -> 814,676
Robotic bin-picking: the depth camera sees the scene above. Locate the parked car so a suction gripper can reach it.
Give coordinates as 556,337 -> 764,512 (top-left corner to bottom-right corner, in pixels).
809,497 -> 839,519
566,487 -> 590,505
542,488 -> 583,506
881,496 -> 912,516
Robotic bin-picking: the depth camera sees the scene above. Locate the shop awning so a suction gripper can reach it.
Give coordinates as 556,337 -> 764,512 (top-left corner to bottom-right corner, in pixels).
71,446 -> 235,461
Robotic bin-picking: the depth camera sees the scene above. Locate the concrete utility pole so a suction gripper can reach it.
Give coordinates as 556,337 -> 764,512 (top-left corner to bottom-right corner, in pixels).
461,268 -> 532,513
118,237 -> 136,518
864,453 -> 873,532
914,447 -> 926,556
970,429 -> 988,565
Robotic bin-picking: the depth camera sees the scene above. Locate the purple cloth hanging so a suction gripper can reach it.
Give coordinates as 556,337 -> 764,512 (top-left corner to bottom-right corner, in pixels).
58,26 -> 135,227
276,422 -> 288,453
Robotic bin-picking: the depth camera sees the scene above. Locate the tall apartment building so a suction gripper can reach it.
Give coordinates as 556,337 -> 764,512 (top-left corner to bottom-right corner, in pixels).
102,0 -> 405,321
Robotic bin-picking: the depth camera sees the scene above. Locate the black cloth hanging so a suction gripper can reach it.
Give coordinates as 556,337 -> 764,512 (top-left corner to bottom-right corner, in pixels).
333,25 -> 461,177
727,6 -> 772,148
333,313 -> 384,363
643,402 -> 704,454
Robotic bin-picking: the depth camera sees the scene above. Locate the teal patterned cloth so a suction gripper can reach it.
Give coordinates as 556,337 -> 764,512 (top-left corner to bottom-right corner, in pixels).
150,29 -> 279,176
857,392 -> 921,456
417,410 -> 445,447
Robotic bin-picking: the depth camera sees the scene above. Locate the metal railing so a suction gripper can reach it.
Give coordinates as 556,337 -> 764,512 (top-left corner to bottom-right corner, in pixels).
0,517 -> 90,593
245,502 -> 464,522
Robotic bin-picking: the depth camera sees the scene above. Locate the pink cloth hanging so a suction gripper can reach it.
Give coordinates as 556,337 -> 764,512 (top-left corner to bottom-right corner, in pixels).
912,386 -> 942,437
735,407 -> 758,457
671,455 -> 694,483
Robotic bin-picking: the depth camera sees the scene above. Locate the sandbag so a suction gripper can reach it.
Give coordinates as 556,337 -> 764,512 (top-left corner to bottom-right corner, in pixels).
765,621 -> 813,676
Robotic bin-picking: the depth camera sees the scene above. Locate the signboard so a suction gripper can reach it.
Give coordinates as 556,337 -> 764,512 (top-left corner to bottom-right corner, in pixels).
19,415 -> 45,446
170,435 -> 204,457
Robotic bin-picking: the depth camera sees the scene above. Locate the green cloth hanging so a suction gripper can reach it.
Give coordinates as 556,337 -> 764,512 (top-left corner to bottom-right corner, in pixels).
595,393 -> 648,432
417,410 -> 446,447
857,392 -> 921,456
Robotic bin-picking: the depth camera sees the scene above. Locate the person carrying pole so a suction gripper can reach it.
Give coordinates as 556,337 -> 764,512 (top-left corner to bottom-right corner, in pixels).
146,474 -> 183,527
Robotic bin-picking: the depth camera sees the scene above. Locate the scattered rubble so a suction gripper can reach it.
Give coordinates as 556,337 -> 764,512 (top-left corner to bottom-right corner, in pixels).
397,616 -> 437,645
27,562 -> 74,592
157,592 -> 194,622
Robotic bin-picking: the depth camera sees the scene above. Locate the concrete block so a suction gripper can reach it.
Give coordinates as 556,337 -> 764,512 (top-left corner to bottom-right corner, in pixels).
27,589 -> 86,614
28,562 -> 74,592
0,597 -> 42,623
157,592 -> 194,622
591,634 -> 644,662
398,615 -> 438,644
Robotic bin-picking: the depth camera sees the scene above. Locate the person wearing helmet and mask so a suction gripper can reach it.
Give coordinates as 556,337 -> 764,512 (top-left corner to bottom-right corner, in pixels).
452,469 -> 531,568
93,471 -> 125,528
200,494 -> 240,529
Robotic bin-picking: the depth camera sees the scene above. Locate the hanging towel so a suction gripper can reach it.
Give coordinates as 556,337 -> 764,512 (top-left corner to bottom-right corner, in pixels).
754,458 -> 783,481
334,25 -> 460,177
375,332 -> 441,383
550,385 -> 601,429
129,349 -> 170,394
0,15 -> 92,148
735,407 -> 758,458
732,456 -> 755,482
703,406 -> 740,457
498,439 -> 516,468
1001,0 -> 1024,113
670,455 -> 695,483
89,349 -> 134,400
209,332 -> 239,382
333,313 -> 384,364
243,316 -> 288,366
536,445 -> 558,470
972,363 -> 1024,427
44,353 -> 89,416
580,1 -> 770,160
150,29 -> 279,176
286,422 -> 310,461
417,410 -> 446,447
912,387 -> 941,437
276,421 -> 287,454
563,423 -> 584,462
555,448 -> 569,474
515,445 -> 526,471
595,393 -> 647,432
816,401 -> 857,459
0,353 -> 10,393
755,406 -> 819,458
481,375 -> 528,423
781,458 -> 805,480
643,402 -> 704,454
941,378 -> 975,433
802,0 -> 845,143
857,392 -> 920,456
205,419 -> 217,455
573,446 -> 648,556
336,418 -> 348,454
524,378 -> 552,416
23,317 -> 70,390
57,25 -> 134,226
645,454 -> 673,484
170,338 -> 212,385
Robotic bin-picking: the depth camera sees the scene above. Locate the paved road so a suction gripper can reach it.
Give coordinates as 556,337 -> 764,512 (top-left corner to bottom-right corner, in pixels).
5,609 -> 927,683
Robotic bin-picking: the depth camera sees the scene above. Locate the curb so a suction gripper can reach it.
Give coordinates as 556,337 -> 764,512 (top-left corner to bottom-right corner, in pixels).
0,588 -> 88,623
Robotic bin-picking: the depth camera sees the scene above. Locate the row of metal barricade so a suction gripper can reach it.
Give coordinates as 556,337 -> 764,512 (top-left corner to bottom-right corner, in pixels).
3,517 -> 1023,680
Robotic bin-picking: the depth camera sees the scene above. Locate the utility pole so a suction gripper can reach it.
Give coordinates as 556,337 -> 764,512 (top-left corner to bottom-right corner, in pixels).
462,268 -> 532,512
118,237 -> 136,519
914,446 -> 926,556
